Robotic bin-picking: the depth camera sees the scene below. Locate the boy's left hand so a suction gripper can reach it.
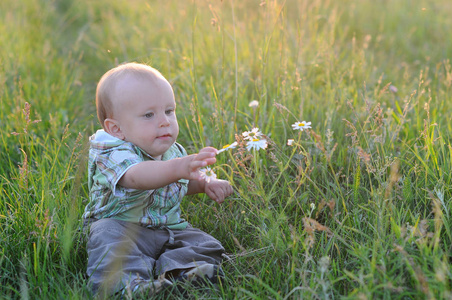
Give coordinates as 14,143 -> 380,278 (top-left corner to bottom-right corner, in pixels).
204,179 -> 233,204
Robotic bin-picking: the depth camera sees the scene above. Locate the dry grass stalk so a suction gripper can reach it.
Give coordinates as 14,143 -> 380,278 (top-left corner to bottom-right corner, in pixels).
342,118 -> 359,147
315,199 -> 335,219
232,235 -> 246,252
11,102 -> 41,136
273,101 -> 291,116
384,160 -> 401,200
303,217 -> 332,249
357,147 -> 371,164
18,148 -> 29,190
310,130 -> 337,163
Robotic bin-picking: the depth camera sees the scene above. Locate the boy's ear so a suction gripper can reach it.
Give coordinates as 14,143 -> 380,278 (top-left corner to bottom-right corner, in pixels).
104,118 -> 125,140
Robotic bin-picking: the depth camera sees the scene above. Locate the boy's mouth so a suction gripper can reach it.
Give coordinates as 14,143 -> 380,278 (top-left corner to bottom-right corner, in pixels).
157,134 -> 172,139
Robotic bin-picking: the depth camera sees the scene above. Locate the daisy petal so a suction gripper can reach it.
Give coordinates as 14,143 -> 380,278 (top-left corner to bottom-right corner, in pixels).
242,128 -> 263,141
246,138 -> 268,151
292,121 -> 312,131
199,167 -> 217,183
217,141 -> 238,154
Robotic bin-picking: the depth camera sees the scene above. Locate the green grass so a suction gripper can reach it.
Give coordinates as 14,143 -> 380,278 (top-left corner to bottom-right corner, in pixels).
1,0 -> 451,298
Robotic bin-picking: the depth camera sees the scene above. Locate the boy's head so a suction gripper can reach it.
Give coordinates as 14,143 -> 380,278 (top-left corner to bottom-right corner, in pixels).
96,62 -> 179,159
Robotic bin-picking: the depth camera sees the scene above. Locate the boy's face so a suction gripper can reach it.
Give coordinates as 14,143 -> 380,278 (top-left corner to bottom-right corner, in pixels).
107,75 -> 179,159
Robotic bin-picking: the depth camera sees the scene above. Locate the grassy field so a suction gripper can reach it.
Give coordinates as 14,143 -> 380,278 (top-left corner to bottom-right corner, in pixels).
1,0 -> 451,299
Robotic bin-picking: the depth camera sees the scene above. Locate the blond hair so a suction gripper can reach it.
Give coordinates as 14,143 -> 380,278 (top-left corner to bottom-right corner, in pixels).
96,62 -> 165,127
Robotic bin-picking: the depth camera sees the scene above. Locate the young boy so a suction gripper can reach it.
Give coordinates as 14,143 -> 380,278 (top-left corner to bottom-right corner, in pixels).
83,62 -> 233,296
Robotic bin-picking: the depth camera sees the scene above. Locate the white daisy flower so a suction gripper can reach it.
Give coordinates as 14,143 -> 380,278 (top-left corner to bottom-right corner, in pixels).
248,100 -> 259,108
199,167 -> 217,183
287,139 -> 294,146
217,142 -> 238,154
291,121 -> 312,131
242,128 -> 262,141
246,138 -> 268,151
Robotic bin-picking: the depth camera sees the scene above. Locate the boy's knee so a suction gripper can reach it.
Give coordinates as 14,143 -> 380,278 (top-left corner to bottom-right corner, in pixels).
89,218 -> 123,234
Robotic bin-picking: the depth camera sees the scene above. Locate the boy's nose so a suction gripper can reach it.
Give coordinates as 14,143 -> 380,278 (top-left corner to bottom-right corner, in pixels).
159,114 -> 170,127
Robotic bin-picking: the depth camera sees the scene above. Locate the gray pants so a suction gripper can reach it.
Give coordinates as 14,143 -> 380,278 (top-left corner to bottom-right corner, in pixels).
86,218 -> 224,294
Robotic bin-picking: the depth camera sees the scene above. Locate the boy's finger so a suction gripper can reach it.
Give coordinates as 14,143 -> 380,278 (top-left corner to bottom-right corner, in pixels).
195,151 -> 217,161
191,159 -> 216,172
202,146 -> 218,151
194,160 -> 209,169
199,147 -> 218,155
194,156 -> 217,167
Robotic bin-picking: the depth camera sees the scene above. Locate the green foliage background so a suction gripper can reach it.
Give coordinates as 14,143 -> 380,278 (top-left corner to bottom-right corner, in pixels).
1,0 -> 451,299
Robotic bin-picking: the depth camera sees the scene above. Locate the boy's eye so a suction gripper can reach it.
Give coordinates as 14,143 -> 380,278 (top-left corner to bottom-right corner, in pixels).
165,109 -> 174,115
144,112 -> 154,118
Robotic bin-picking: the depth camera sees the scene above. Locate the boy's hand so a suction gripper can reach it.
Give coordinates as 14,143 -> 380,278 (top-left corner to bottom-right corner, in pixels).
204,179 -> 233,204
119,147 -> 218,191
186,147 -> 217,180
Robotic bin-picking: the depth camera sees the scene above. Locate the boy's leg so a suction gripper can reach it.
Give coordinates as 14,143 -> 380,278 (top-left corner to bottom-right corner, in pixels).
86,218 -> 166,295
156,225 -> 225,283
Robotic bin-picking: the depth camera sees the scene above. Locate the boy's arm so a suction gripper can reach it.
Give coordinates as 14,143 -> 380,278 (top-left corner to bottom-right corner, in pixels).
186,178 -> 206,195
118,147 -> 217,190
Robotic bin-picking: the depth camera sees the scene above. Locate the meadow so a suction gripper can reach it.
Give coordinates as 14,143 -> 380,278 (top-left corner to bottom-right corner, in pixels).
1,0 -> 451,299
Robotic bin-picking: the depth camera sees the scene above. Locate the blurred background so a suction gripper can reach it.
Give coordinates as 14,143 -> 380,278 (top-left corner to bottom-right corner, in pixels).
1,0 -> 451,298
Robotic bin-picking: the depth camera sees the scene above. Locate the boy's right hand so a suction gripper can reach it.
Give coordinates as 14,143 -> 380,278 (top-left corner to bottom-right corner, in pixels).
119,147 -> 218,190
185,147 -> 217,180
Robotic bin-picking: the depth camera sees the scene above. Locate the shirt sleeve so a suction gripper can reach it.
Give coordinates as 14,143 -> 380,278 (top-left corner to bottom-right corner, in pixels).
94,147 -> 142,196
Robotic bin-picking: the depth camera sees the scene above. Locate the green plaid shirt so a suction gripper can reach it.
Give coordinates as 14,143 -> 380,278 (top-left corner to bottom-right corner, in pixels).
83,130 -> 189,229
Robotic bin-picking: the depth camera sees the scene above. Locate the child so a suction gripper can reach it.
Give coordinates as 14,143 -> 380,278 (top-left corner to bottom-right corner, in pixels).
82,62 -> 233,296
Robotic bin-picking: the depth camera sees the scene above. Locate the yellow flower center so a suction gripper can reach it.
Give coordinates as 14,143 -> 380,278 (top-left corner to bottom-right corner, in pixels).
222,144 -> 230,149
252,138 -> 259,142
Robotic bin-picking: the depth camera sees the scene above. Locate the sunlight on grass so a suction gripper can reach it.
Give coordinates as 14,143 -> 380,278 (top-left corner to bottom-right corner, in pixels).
1,0 -> 451,298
